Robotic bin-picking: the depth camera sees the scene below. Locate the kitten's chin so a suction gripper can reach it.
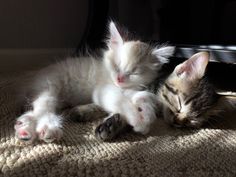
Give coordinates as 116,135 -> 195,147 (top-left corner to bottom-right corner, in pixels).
114,82 -> 127,88
114,81 -> 130,89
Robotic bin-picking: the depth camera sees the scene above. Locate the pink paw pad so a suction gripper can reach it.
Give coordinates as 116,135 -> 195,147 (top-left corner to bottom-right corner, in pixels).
38,126 -> 62,143
17,129 -> 31,141
19,130 -> 29,136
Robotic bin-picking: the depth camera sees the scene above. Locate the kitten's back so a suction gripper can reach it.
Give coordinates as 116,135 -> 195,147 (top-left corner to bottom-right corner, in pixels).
25,56 -> 105,106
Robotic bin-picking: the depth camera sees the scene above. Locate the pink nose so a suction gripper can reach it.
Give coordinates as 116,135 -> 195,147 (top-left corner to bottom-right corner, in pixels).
117,75 -> 125,83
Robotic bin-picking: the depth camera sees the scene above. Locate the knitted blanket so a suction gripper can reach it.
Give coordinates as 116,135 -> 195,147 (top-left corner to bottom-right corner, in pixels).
0,74 -> 236,177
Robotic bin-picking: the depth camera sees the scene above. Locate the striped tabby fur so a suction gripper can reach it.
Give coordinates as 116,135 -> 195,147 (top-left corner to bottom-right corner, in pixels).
157,52 -> 230,128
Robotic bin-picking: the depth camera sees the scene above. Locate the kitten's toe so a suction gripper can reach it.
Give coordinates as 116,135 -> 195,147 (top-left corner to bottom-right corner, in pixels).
15,114 -> 37,142
95,114 -> 122,141
16,129 -> 32,141
15,125 -> 37,142
36,113 -> 63,143
38,125 -> 63,143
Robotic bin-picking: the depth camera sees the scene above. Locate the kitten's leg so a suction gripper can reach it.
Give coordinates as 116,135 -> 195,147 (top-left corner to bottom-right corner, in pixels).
33,91 -> 63,142
63,103 -> 126,141
15,91 -> 63,142
93,85 -> 156,140
63,103 -> 127,141
62,103 -> 108,122
94,91 -> 157,141
130,91 -> 157,134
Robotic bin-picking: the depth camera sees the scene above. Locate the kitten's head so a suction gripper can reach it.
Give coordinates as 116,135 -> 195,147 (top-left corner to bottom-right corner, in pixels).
159,52 -> 220,128
104,21 -> 174,89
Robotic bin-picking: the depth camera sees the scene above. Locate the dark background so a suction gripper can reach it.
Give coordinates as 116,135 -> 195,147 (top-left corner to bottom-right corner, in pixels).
79,0 -> 236,91
81,0 -> 236,49
0,0 -> 234,90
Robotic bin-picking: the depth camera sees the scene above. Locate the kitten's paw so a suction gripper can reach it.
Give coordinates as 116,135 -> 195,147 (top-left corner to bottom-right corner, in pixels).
37,125 -> 63,143
36,113 -> 63,143
14,113 -> 37,142
95,114 -> 122,141
131,92 -> 157,134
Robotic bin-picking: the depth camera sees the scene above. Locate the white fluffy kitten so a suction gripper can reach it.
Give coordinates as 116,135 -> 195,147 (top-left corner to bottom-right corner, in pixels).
14,21 -> 174,142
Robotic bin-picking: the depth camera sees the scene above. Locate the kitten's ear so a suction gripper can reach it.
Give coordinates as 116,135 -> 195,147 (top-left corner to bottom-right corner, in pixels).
107,21 -> 123,49
152,46 -> 175,64
175,52 -> 210,80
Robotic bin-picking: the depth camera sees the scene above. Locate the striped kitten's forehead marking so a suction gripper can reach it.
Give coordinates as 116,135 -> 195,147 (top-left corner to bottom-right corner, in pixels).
166,72 -> 191,93
161,84 -> 181,113
164,83 -> 178,94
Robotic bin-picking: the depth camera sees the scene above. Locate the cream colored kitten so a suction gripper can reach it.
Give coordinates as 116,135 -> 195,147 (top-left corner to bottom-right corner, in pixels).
14,21 -> 174,143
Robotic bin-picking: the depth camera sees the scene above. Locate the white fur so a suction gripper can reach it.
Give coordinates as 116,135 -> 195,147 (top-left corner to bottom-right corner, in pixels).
130,91 -> 158,134
15,21 -> 174,142
93,86 -> 157,134
152,46 -> 175,64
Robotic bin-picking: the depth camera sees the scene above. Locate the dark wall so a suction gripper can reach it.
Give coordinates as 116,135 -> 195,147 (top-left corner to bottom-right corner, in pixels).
91,0 -> 236,46
160,0 -> 236,45
0,0 -> 89,49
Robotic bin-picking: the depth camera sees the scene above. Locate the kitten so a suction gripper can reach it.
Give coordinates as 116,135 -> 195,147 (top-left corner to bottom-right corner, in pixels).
14,21 -> 174,143
158,52 -> 233,128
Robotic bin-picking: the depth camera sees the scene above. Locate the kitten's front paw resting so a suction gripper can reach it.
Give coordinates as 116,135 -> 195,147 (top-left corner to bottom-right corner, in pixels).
95,114 -> 123,141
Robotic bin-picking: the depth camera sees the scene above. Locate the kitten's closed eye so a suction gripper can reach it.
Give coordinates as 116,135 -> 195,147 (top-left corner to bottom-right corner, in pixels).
131,72 -> 140,75
130,68 -> 143,75
125,71 -> 132,76
123,68 -> 141,76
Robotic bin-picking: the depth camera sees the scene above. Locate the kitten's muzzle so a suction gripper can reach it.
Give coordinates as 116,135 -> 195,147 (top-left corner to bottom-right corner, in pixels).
173,116 -> 203,128
173,116 -> 188,127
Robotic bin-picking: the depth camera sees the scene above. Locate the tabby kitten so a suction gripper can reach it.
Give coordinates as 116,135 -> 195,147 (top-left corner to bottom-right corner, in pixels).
157,52 -> 221,128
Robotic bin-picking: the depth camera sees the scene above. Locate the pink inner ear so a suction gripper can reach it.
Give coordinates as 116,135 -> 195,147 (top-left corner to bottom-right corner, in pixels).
188,53 -> 209,77
177,59 -> 200,78
177,52 -> 209,79
109,22 -> 123,49
176,64 -> 188,76
194,54 -> 208,68
110,38 -> 121,47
